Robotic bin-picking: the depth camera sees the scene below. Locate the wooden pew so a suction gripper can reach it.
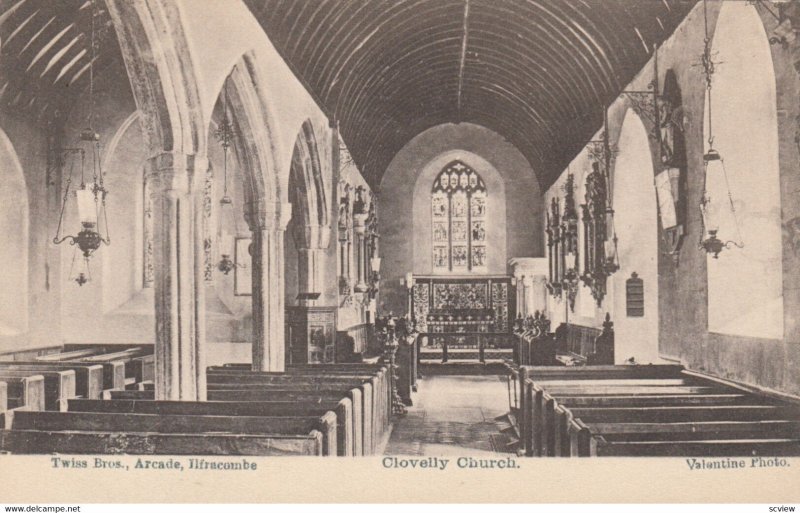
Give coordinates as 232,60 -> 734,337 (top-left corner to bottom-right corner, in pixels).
100,389 -> 364,457
211,364 -> 391,450
0,362 -> 104,399
4,410 -> 338,457
206,370 -> 385,454
519,364 -> 687,380
568,418 -> 800,457
78,349 -> 150,389
0,375 -> 45,411
36,348 -> 108,361
0,369 -> 76,411
590,436 -> 800,456
216,363 -> 392,433
524,379 -> 724,456
68,398 -> 353,457
0,428 -> 324,456
546,393 -> 773,457
514,364 -> 691,454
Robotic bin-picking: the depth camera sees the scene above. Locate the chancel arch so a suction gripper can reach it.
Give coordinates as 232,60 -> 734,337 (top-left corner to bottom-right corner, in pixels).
610,108 -> 659,363
704,0 -> 782,340
0,127 -> 29,336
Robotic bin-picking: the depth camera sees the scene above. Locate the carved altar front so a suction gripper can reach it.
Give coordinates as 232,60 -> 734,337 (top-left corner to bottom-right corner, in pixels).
411,275 -> 515,362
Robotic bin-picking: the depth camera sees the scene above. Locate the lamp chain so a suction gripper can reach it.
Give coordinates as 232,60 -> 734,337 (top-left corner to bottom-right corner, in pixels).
88,0 -> 96,131
702,0 -> 714,149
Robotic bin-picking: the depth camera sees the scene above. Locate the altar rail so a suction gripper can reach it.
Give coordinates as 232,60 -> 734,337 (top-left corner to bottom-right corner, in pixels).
417,332 -> 513,364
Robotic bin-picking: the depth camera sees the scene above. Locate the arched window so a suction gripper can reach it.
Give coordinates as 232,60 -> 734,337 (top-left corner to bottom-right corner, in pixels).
431,160 -> 487,272
704,1 -> 783,339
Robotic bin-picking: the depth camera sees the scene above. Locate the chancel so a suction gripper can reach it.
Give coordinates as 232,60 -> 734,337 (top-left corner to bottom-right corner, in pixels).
0,0 -> 799,460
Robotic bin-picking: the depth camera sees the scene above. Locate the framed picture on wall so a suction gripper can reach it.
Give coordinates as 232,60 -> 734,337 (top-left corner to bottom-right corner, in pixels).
234,236 -> 252,296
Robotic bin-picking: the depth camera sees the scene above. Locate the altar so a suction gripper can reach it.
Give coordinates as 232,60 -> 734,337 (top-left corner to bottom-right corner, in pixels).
411,275 -> 515,363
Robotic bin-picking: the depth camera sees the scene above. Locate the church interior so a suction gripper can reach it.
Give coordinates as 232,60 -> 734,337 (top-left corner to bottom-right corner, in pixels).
0,0 -> 800,458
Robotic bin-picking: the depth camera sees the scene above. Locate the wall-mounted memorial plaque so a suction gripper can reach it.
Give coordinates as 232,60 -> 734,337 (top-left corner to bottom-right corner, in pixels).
626,272 -> 644,317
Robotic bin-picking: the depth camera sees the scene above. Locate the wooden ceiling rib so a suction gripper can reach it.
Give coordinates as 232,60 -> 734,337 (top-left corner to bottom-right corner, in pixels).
0,0 -> 120,120
245,0 -> 696,188
1,0 -> 695,189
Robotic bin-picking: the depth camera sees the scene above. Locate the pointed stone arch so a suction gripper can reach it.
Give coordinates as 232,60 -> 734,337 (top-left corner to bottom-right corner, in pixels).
611,108 -> 659,363
704,0 -> 782,340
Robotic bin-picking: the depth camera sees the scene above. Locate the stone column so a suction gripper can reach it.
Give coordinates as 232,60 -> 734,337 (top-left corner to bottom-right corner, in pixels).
295,223 -> 329,305
148,152 -> 207,401
247,200 -> 292,372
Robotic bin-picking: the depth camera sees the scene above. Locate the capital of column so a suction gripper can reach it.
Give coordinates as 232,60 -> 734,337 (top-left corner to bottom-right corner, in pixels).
147,152 -> 207,194
353,213 -> 369,236
244,199 -> 292,232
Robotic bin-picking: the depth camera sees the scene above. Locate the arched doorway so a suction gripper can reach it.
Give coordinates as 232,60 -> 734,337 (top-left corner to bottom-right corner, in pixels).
704,1 -> 782,339
611,109 -> 659,363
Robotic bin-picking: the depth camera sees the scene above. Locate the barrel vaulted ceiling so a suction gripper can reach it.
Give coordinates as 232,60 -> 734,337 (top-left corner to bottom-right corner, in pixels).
0,0 -> 120,122
245,0 -> 697,189
1,0 -> 697,189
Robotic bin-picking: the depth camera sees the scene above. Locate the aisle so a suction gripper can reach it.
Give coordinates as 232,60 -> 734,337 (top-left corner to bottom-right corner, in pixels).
383,373 -> 512,455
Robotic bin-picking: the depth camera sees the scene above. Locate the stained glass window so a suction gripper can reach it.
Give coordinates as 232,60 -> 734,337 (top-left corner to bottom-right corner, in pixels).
431,160 -> 487,272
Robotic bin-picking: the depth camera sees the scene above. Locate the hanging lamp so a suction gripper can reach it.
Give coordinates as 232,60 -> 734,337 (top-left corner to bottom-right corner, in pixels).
215,77 -> 239,275
52,0 -> 111,286
698,0 -> 744,259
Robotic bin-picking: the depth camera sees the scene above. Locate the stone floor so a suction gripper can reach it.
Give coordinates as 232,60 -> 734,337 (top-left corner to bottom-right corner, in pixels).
383,373 -> 513,455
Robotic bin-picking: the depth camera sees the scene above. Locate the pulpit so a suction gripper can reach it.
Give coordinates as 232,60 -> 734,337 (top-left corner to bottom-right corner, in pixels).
285,306 -> 338,364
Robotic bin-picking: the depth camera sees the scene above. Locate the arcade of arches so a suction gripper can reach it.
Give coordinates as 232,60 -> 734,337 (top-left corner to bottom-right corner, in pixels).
1,0 -> 800,457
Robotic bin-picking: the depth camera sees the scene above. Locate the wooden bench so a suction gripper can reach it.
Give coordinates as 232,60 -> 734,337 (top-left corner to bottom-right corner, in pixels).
0,362 -> 104,399
78,348 -> 154,385
514,364 -> 689,452
552,316 -> 614,366
518,364 -> 800,457
0,428 -> 324,456
104,388 -> 366,456
206,370 -> 387,454
0,375 -> 45,411
517,365 -> 711,456
568,418 -> 800,457
589,436 -> 800,456
531,380 -> 734,456
0,369 -> 76,411
2,409 -> 338,457
548,394 -> 784,457
212,364 -> 391,449
68,398 -> 352,456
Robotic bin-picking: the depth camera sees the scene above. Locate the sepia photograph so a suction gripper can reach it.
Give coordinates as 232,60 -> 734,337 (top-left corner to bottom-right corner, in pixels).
0,0 -> 799,508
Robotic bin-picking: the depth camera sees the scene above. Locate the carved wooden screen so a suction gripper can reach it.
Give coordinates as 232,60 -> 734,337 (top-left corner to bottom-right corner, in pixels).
431,160 -> 487,272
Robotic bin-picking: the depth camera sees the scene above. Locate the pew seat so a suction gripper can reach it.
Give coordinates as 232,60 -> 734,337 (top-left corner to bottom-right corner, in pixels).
0,362 -> 103,399
68,398 -> 353,457
0,375 -> 45,411
2,409 -> 337,456
0,429 -> 324,456
0,369 -> 76,411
